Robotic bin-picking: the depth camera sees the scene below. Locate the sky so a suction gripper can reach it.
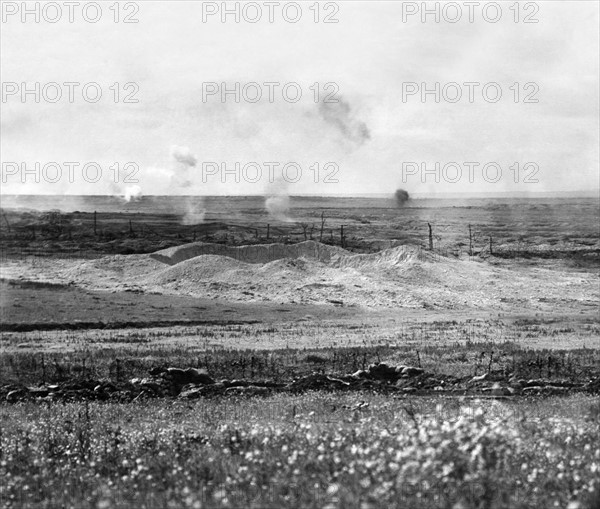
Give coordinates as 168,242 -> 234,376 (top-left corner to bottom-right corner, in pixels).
1,0 -> 599,197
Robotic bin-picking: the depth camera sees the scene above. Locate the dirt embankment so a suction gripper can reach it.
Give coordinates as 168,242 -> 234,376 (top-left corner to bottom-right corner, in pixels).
1,240 -> 599,313
150,240 -> 347,265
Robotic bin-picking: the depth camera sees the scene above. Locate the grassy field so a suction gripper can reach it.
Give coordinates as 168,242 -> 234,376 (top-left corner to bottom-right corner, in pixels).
2,338 -> 600,387
1,336 -> 599,508
1,395 -> 599,509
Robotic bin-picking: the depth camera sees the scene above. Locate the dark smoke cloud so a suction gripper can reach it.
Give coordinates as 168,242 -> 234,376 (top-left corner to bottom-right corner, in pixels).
395,189 -> 410,206
318,97 -> 370,148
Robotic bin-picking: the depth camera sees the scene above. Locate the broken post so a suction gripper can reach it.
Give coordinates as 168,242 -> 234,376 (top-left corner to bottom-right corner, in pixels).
489,235 -> 493,255
93,211 -> 97,236
428,223 -> 433,250
487,351 -> 494,374
266,223 -> 270,240
340,225 -> 345,248
468,224 -> 473,257
319,212 -> 325,242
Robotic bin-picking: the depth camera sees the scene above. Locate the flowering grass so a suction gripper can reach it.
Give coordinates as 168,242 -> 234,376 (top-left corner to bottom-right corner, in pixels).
1,394 -> 598,509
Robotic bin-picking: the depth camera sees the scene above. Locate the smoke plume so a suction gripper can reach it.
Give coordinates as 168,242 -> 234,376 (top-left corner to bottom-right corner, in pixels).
123,185 -> 143,202
182,197 -> 206,225
318,97 -> 370,148
265,178 -> 292,222
169,145 -> 197,189
394,189 -> 410,206
265,195 -> 291,222
170,145 -> 197,167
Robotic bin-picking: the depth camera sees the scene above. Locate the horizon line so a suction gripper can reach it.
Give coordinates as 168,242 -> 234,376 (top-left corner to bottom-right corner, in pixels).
1,190 -> 598,199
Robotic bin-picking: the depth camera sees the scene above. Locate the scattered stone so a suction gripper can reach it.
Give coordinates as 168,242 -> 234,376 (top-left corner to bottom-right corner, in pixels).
6,389 -> 27,402
225,386 -> 270,396
163,367 -> 215,385
28,387 -> 49,397
286,373 -> 351,391
471,373 -> 488,383
509,380 -> 524,391
395,379 -> 412,389
179,387 -> 204,399
94,381 -> 118,394
545,386 -> 570,394
508,385 -> 521,395
489,383 -> 511,396
134,377 -> 162,390
367,363 -> 399,380
523,386 -> 544,394
400,366 -> 424,377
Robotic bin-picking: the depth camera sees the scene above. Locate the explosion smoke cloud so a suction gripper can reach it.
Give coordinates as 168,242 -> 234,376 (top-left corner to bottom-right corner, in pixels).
265,195 -> 291,222
170,145 -> 197,167
318,97 -> 371,149
265,178 -> 293,222
182,197 -> 206,225
395,189 -> 410,206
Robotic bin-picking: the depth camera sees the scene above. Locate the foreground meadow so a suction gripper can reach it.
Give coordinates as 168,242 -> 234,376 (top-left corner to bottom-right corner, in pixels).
1,333 -> 599,507
1,394 -> 598,509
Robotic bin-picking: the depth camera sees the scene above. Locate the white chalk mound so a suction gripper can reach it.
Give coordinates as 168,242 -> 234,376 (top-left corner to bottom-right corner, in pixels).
150,240 -> 435,269
150,240 -> 346,265
140,241 -> 449,307
55,241 -> 459,308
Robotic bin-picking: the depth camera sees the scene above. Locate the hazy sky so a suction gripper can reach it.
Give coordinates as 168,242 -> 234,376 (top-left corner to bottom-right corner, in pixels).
1,1 -> 598,196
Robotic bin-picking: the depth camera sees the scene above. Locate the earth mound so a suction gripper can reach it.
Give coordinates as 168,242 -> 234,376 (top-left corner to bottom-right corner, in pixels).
150,240 -> 348,266
142,241 -> 446,307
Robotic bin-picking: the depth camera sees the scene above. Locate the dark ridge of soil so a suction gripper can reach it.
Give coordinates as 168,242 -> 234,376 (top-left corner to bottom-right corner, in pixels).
0,319 -> 261,332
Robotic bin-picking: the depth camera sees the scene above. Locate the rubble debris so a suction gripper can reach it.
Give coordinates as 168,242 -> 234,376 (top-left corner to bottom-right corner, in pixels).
150,367 -> 215,386
1,367 -> 597,403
